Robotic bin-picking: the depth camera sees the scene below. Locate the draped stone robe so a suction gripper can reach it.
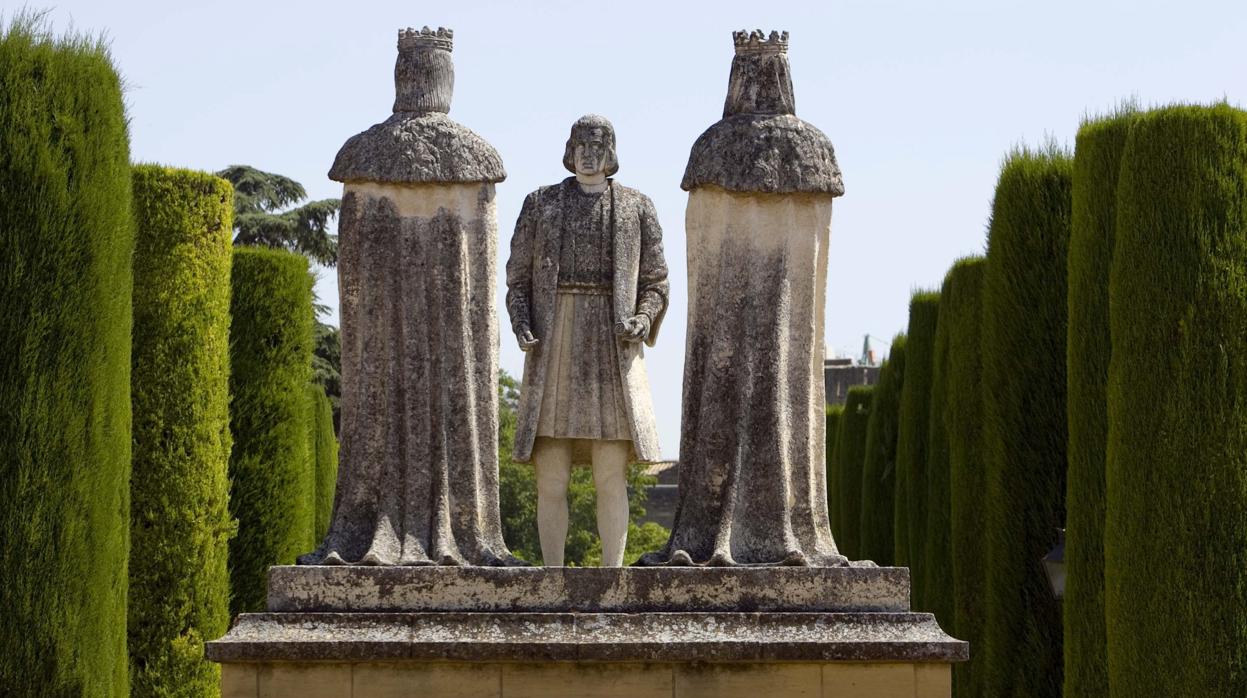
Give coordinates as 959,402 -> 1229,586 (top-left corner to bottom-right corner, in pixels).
300,107 -> 521,566
639,37 -> 848,567
506,178 -> 669,464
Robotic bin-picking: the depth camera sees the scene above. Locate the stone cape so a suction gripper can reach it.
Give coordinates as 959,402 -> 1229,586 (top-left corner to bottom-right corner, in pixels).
328,112 -> 505,185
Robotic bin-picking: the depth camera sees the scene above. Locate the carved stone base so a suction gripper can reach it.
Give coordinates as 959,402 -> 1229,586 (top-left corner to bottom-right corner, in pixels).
209,567 -> 966,698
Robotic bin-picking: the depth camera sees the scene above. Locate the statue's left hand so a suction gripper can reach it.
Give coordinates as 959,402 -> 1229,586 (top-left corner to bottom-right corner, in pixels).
616,314 -> 650,343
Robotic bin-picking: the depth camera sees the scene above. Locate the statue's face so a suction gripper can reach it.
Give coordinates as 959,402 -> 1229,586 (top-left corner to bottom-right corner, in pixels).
573,128 -> 609,177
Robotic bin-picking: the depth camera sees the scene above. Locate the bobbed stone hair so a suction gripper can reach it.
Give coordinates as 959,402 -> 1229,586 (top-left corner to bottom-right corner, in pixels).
563,114 -> 619,176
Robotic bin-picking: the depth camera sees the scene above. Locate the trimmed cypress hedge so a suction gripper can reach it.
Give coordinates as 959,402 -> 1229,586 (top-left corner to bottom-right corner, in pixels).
894,292 -> 939,585
825,404 -> 844,540
129,166 -> 235,697
1105,104 -> 1247,696
980,146 -> 1071,698
1064,110 -> 1134,698
229,247 -> 314,615
924,260 -> 983,631
835,386 -> 874,560
859,334 -> 906,566
0,19 -> 133,695
942,257 -> 987,698
308,383 -> 339,545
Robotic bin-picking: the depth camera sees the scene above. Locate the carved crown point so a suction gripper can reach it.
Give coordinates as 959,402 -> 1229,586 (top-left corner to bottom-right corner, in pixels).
398,25 -> 454,52
732,28 -> 789,55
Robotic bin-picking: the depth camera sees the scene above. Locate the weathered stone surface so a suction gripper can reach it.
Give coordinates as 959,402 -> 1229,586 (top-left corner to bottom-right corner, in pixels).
681,114 -> 843,194
206,612 -> 966,664
680,30 -> 843,195
644,31 -> 845,567
267,566 -> 910,613
329,112 -> 506,185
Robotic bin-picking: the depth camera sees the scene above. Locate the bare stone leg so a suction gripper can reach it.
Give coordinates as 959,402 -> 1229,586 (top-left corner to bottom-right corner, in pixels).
534,438 -> 573,566
592,440 -> 630,567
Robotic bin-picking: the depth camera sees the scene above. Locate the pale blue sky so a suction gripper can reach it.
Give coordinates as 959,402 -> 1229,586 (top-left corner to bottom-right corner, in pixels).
29,0 -> 1247,458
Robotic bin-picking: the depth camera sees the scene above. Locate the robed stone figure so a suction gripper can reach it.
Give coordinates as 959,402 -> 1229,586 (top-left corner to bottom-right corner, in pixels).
506,115 -> 669,567
639,31 -> 847,567
301,27 -> 522,567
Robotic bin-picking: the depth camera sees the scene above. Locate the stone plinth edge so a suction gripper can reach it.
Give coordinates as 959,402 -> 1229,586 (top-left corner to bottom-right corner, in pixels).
207,611 -> 966,664
267,565 -> 911,614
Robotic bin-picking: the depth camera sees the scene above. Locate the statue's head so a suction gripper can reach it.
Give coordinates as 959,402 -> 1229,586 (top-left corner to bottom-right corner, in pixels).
563,114 -> 619,177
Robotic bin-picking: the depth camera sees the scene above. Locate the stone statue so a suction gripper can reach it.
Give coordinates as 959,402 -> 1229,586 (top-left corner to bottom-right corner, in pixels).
300,27 -> 522,566
505,115 -> 669,567
639,30 -> 847,567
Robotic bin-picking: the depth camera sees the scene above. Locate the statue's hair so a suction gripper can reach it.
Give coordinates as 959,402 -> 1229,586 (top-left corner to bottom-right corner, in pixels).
563,114 -> 619,176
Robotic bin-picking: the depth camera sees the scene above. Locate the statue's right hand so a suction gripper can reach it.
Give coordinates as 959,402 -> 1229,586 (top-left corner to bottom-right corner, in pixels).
516,326 -> 539,351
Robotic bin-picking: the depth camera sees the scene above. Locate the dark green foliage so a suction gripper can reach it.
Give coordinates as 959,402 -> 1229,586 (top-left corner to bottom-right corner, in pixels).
980,146 -> 1072,697
923,262 -> 979,630
496,369 -> 666,566
924,258 -> 985,694
1105,104 -> 1247,697
217,165 -> 340,266
0,17 -> 132,695
941,258 -> 987,698
835,387 -> 874,559
894,292 -> 939,584
824,404 -> 844,541
228,248 -> 314,614
313,322 -> 341,432
128,165 -> 235,697
307,383 -> 338,545
859,335 -> 906,566
1065,109 -> 1134,698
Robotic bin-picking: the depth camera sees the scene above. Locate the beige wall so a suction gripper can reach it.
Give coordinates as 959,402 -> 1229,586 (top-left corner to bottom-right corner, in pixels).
223,661 -> 950,698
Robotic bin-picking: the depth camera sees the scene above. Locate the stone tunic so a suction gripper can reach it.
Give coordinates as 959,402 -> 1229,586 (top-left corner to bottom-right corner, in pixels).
506,178 -> 669,464
534,186 -> 630,448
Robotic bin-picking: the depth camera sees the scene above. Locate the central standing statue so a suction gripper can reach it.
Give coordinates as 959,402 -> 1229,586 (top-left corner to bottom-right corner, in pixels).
506,115 -> 669,567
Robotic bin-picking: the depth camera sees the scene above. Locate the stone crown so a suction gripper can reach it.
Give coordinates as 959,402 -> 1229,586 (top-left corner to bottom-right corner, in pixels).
398,26 -> 453,52
733,29 -> 789,55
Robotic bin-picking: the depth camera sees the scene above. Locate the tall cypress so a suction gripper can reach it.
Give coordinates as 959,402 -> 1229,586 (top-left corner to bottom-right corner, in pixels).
0,18 -> 133,695
129,166 -> 234,696
836,386 -> 874,559
1064,109 -> 1134,698
942,257 -> 987,698
859,334 -> 906,566
825,404 -> 844,541
1105,104 -> 1247,696
228,247 -> 314,615
925,259 -> 984,633
894,292 -> 939,589
980,146 -> 1072,697
308,383 -> 339,544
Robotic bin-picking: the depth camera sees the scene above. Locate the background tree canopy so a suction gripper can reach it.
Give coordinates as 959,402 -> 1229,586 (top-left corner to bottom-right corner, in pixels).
216,165 -> 340,266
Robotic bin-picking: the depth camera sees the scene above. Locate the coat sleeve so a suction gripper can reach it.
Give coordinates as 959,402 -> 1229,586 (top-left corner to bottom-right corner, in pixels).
635,194 -> 670,332
505,190 -> 540,334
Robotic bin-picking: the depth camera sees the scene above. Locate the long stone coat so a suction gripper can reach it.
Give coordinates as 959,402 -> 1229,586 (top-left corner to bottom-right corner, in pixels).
506,178 -> 669,464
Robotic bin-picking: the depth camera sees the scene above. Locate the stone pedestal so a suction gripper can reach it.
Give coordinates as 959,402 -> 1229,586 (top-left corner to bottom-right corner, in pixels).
208,567 -> 965,697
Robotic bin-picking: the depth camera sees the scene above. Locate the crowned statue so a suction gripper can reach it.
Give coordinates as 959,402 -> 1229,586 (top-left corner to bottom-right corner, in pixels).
505,115 -> 669,567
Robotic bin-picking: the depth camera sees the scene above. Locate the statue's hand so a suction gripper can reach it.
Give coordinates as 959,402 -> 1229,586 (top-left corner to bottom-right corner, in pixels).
615,314 -> 650,343
516,325 -> 539,351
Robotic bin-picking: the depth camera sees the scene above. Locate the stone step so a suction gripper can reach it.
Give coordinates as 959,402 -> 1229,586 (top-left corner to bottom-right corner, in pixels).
267,565 -> 910,614
207,611 -> 964,664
